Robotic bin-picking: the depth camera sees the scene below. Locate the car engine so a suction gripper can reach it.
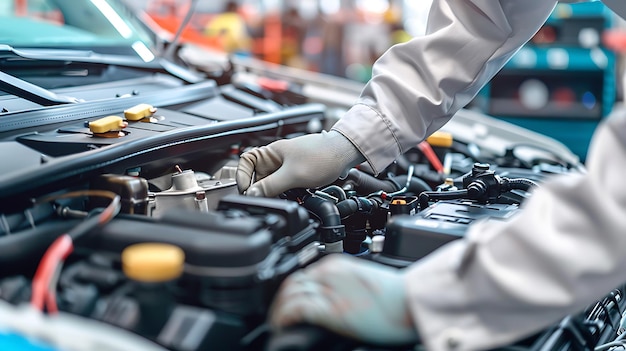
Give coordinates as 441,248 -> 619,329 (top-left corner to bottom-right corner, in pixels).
0,54 -> 623,351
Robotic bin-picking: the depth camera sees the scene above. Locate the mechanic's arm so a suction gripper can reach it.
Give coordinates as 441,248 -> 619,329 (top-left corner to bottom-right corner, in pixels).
407,112 -> 626,351
332,0 -> 558,174
237,0 -> 557,197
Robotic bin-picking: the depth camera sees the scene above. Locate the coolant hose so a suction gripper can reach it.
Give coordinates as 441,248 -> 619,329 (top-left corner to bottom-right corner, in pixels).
302,196 -> 345,252
0,220 -> 79,272
336,197 -> 379,218
336,200 -> 358,218
344,169 -> 399,194
320,185 -> 347,201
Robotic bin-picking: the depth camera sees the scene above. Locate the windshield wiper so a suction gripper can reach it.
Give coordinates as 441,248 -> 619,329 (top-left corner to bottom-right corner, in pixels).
0,45 -> 204,84
0,70 -> 81,106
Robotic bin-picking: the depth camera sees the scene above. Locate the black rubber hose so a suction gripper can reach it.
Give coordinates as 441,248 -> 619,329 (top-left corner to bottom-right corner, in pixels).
505,178 -> 539,192
302,196 -> 345,244
336,199 -> 358,218
344,169 -> 399,195
303,196 -> 341,227
0,219 -> 80,275
394,155 -> 446,185
391,175 -> 433,195
320,185 -> 347,201
394,154 -> 412,172
336,197 -> 379,218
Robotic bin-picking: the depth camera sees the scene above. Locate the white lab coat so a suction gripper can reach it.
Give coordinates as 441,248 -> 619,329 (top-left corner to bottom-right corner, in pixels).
332,1 -> 626,350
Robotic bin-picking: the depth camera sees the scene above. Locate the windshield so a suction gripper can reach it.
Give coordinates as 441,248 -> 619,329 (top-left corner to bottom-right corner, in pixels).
0,0 -> 156,58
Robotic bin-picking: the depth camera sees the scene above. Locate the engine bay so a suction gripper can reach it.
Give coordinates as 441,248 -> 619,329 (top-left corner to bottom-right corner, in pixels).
0,57 -> 623,351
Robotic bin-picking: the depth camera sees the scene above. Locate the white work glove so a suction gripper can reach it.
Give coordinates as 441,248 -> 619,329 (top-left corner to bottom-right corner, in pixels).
269,254 -> 419,346
236,130 -> 365,197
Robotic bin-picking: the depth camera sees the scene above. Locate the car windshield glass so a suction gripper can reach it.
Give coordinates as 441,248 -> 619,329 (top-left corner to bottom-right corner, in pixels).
0,0 -> 156,59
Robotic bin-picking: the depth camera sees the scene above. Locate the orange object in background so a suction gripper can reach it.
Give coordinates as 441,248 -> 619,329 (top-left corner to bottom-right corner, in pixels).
144,0 -> 283,62
145,0 -> 224,52
256,12 -> 282,64
11,0 -> 64,24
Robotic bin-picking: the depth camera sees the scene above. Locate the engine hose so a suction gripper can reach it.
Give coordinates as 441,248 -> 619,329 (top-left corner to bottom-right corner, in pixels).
504,178 -> 539,192
0,219 -> 80,271
336,199 -> 358,218
419,190 -> 469,211
344,168 -> 399,195
302,196 -> 345,251
320,185 -> 347,201
336,197 -> 379,218
391,175 -> 433,195
395,155 -> 446,184
395,154 -> 412,172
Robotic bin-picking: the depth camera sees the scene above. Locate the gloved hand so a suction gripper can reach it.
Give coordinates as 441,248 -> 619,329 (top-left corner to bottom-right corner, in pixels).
269,254 -> 419,346
236,130 -> 365,197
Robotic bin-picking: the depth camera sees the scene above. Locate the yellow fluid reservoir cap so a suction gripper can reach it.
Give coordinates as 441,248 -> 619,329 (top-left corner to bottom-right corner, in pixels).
426,131 -> 454,148
391,199 -> 407,205
89,115 -> 126,134
124,104 -> 157,121
122,243 -> 185,283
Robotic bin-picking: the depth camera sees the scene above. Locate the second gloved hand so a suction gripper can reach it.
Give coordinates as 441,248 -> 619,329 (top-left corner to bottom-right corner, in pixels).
269,254 -> 419,346
236,130 -> 365,197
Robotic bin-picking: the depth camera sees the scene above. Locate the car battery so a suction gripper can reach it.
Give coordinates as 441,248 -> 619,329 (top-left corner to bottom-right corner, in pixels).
374,199 -> 519,267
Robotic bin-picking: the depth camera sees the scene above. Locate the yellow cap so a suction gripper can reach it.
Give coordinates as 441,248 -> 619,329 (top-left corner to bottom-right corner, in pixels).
426,131 -> 454,148
89,115 -> 126,134
391,199 -> 407,205
122,243 -> 185,283
124,104 -> 157,121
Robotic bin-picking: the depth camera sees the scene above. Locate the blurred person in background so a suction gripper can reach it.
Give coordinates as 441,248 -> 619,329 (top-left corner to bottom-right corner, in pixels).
344,6 -> 397,82
280,6 -> 308,67
204,1 -> 251,55
314,10 -> 347,76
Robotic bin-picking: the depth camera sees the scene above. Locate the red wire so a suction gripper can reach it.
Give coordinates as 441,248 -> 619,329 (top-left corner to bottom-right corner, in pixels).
31,234 -> 73,312
45,285 -> 59,314
417,141 -> 444,174
30,193 -> 120,314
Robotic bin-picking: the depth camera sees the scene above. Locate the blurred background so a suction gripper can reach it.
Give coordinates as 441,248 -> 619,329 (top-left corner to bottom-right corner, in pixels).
131,0 -> 429,82
127,0 -> 625,161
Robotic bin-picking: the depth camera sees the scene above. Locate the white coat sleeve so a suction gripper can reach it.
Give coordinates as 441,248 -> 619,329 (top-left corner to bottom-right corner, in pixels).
331,0 -> 558,174
406,111 -> 626,351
